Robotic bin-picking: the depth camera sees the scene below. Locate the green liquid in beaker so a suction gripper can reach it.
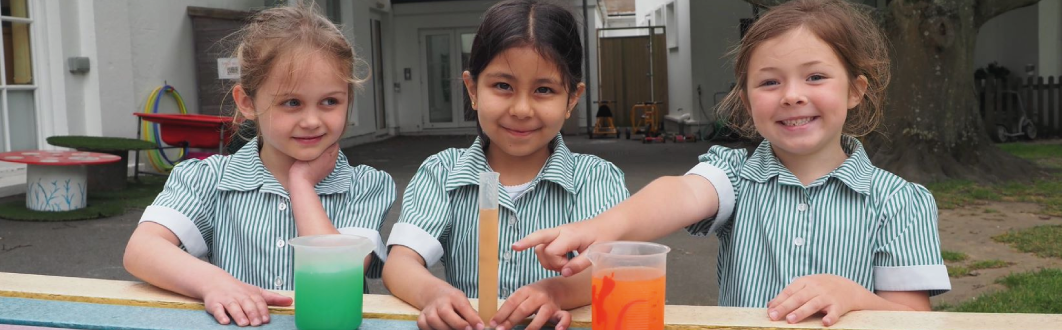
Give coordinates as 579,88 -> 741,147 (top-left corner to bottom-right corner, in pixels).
295,266 -> 364,330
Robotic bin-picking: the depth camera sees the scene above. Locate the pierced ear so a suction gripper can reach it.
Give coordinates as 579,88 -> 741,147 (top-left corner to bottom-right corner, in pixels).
233,84 -> 257,120
848,75 -> 869,110
566,83 -> 587,119
462,71 -> 478,111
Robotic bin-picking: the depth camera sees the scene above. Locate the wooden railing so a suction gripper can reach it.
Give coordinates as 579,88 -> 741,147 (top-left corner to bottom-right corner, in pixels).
978,76 -> 1062,140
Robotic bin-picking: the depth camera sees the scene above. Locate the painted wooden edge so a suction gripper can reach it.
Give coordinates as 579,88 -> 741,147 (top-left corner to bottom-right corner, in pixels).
3,272 -> 1061,330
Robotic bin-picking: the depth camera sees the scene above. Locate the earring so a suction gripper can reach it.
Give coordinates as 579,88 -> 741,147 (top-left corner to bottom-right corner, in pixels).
471,99 -> 477,108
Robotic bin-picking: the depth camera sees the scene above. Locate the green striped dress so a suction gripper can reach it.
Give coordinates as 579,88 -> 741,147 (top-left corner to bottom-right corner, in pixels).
685,135 -> 951,307
387,135 -> 629,299
140,138 -> 395,290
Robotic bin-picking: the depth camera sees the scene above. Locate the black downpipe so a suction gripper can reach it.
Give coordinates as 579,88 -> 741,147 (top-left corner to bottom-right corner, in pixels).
583,0 -> 592,135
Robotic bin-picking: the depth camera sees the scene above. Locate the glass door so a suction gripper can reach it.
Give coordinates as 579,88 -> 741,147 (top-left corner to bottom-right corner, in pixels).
369,15 -> 387,132
420,28 -> 477,128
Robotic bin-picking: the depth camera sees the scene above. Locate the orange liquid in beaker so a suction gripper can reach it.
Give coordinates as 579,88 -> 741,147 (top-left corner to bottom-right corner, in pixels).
591,266 -> 665,330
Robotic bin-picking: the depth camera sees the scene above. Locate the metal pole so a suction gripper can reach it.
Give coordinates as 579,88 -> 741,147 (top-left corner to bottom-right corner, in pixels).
135,117 -> 142,182
648,26 -> 654,104
583,0 -> 592,136
218,126 -> 224,155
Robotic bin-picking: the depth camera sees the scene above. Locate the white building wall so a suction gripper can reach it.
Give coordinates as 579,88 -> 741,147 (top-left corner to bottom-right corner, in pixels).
1039,0 -> 1062,77
604,16 -> 635,28
392,0 -> 493,134
582,0 -> 601,132
689,0 -> 751,124
59,0 -> 264,141
335,0 -> 392,139
634,0 -> 666,25
635,0 -> 752,126
58,1 -> 88,136
391,0 -> 600,134
634,0 -> 689,124
91,1 -> 137,140
975,4 -> 1040,78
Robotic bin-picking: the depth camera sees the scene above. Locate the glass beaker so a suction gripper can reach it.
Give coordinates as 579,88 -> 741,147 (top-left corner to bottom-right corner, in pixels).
586,241 -> 670,330
289,234 -> 374,330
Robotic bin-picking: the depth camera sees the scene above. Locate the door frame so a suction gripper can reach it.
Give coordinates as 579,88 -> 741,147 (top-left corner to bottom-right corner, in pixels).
419,28 -> 477,129
369,11 -> 390,135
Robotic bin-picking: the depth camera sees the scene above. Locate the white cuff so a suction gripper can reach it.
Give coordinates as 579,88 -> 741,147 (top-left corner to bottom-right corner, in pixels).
140,205 -> 209,258
386,223 -> 445,267
339,227 -> 387,262
685,162 -> 735,234
874,264 -> 952,292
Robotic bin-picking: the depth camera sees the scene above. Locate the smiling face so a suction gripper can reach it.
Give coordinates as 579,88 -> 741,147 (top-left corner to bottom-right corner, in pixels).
234,51 -> 349,165
744,27 -> 867,159
464,45 -> 584,160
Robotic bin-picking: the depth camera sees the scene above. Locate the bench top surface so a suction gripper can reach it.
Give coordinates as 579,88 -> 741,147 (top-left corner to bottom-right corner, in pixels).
3,272 -> 1062,330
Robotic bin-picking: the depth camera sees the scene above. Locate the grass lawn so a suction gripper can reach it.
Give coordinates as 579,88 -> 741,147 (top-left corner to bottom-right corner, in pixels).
946,258 -> 1013,278
993,225 -> 1062,259
941,250 -> 968,262
938,269 -> 1062,313
928,143 -> 1062,216
930,142 -> 1062,311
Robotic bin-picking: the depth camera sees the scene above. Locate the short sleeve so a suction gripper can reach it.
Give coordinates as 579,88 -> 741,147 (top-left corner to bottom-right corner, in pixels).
334,166 -> 396,279
571,159 -> 630,221
385,154 -> 452,267
139,159 -> 219,258
684,145 -> 747,236
873,183 -> 951,296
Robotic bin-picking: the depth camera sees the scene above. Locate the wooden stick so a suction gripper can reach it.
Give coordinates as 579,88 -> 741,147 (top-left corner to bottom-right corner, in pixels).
478,208 -> 500,323
477,172 -> 501,325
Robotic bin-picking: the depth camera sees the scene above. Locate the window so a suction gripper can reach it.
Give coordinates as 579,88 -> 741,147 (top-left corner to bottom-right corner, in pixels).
0,0 -> 37,152
322,0 -> 341,24
665,2 -> 677,49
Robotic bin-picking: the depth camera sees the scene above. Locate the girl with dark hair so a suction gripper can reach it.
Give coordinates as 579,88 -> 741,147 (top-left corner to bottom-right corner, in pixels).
382,1 -> 629,329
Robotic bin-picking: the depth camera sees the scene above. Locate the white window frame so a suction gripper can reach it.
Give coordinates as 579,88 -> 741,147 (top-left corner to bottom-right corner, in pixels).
0,0 -> 64,153
665,2 -> 677,50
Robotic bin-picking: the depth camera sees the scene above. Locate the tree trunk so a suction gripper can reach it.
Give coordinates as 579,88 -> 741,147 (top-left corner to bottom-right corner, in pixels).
865,0 -> 1042,183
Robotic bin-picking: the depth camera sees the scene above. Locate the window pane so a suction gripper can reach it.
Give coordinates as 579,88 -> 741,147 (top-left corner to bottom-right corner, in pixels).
461,33 -> 475,121
323,0 -> 340,24
3,21 -> 33,85
8,90 -> 36,150
0,92 -> 5,151
426,34 -> 453,123
1,0 -> 28,19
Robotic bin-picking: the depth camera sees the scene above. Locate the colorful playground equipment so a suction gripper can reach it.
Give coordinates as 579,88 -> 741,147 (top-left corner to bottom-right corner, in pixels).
590,101 -> 621,139
628,101 -> 666,143
136,84 -> 237,174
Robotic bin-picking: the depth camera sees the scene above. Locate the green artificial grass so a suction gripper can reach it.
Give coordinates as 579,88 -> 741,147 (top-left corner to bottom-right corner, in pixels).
46,135 -> 157,151
0,176 -> 165,221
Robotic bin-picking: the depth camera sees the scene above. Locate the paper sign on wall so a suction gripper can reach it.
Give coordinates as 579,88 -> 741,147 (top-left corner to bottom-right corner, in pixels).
217,58 -> 240,79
